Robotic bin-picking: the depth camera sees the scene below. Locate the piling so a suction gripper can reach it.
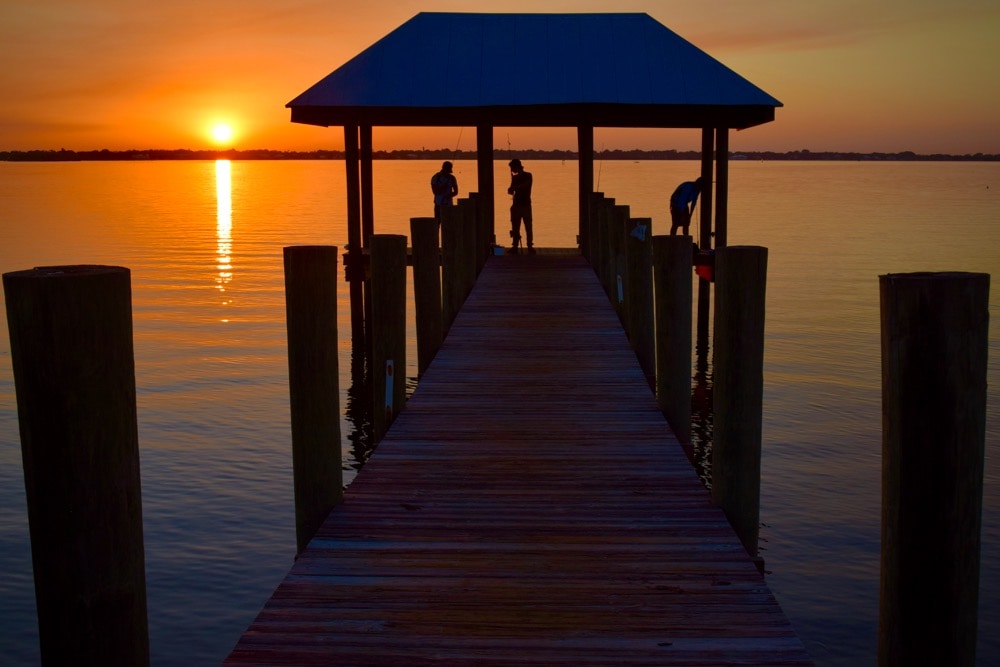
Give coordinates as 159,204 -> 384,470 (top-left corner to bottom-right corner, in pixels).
624,217 -> 654,385
468,192 -> 489,275
597,199 -> 611,294
653,235 -> 693,444
598,197 -> 618,294
711,246 -> 767,557
878,271 -> 989,667
608,205 -> 630,324
441,206 -> 465,336
3,265 -> 149,666
283,246 -> 343,554
410,217 -> 443,375
370,234 -> 408,441
586,192 -> 604,265
459,198 -> 478,292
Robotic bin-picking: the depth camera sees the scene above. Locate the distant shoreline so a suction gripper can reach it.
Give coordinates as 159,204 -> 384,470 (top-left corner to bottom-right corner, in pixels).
2,148 -> 998,162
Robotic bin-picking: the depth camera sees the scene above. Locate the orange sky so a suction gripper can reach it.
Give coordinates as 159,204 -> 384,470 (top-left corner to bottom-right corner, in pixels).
2,1 -> 998,154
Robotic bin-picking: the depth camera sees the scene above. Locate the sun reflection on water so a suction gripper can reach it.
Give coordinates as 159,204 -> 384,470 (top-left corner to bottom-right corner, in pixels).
216,159 -> 233,321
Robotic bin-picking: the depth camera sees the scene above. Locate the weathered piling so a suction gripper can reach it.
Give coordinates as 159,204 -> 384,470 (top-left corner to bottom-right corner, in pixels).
878,271 -> 989,667
608,204 -> 630,324
459,198 -> 478,291
3,265 -> 149,666
585,191 -> 604,264
711,246 -> 767,557
370,234 -> 408,441
653,235 -> 693,444
441,204 -> 471,333
468,192 -> 490,275
624,217 -> 654,384
593,196 -> 612,293
283,246 -> 343,554
410,217 -> 443,375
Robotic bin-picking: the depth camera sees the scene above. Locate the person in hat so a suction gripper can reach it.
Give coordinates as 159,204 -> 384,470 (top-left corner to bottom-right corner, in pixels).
668,176 -> 707,236
430,161 -> 459,222
506,158 -> 534,254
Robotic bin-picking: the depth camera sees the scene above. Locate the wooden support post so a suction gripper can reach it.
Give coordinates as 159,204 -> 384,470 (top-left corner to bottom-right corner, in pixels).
653,236 -> 693,443
370,235 -> 408,442
609,205 -> 630,326
597,197 -> 615,297
711,246 -> 767,557
878,271 -> 989,667
283,246 -> 343,555
696,128 -> 715,383
478,192 -> 492,268
476,125 -> 495,245
699,128 -> 714,251
476,192 -> 491,270
410,217 -> 443,375
459,198 -> 478,295
343,125 -> 365,343
595,197 -> 606,288
3,265 -> 149,666
587,192 -> 604,266
578,125 -> 594,252
468,192 -> 485,275
360,126 -> 375,358
625,218 -> 654,385
360,125 -> 374,248
440,205 -> 464,334
715,127 -> 729,248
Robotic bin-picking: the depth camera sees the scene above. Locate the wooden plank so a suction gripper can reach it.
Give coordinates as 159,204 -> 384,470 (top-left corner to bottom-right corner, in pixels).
226,254 -> 813,665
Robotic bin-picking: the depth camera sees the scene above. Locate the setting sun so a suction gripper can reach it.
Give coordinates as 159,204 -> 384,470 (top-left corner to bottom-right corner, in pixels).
209,122 -> 235,145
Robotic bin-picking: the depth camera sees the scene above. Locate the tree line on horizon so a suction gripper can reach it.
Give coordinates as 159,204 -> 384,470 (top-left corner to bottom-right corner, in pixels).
2,147 -> 997,162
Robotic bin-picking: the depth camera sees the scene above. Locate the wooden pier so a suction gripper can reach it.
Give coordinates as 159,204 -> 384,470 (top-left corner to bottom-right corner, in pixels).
226,253 -> 813,665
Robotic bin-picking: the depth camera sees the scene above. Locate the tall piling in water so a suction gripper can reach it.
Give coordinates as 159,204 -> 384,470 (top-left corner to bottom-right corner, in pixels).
711,246 -> 767,557
3,265 -> 149,666
371,234 -> 408,441
878,271 -> 989,667
440,205 -> 466,334
283,246 -> 343,554
653,235 -> 693,444
410,217 -> 443,375
624,218 -> 654,385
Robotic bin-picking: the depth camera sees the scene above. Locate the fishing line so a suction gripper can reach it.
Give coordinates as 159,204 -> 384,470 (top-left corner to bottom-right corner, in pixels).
596,142 -> 605,191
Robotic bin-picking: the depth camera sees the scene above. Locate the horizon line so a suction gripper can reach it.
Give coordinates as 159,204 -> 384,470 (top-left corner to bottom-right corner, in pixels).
3,147 -> 999,162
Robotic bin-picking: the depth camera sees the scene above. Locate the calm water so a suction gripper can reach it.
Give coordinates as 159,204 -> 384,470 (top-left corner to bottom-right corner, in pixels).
1,159 -> 998,665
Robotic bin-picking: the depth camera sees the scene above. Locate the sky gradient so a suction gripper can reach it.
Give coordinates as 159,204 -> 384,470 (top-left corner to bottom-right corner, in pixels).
2,1 -> 998,154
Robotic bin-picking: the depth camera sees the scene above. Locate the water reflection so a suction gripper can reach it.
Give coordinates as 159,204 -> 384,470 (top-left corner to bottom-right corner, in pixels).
345,338 -> 375,474
689,281 -> 714,490
690,329 -> 713,490
216,160 -> 233,319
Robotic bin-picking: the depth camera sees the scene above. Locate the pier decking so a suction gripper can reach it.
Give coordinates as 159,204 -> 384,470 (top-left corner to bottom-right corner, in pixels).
226,253 -> 812,665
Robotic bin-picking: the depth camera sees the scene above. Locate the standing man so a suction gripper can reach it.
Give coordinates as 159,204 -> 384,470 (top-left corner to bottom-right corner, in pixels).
669,176 -> 707,236
430,161 -> 459,222
507,158 -> 534,254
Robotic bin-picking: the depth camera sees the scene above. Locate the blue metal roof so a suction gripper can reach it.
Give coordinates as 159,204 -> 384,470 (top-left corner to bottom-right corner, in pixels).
288,13 -> 782,129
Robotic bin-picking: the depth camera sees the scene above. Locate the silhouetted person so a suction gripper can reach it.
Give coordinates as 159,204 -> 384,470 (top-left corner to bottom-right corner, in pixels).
669,176 -> 707,236
430,161 -> 459,222
507,159 -> 534,254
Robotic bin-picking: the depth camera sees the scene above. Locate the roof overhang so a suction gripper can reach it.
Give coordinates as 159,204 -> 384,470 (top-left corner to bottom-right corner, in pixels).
289,13 -> 781,133
290,103 -> 776,131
